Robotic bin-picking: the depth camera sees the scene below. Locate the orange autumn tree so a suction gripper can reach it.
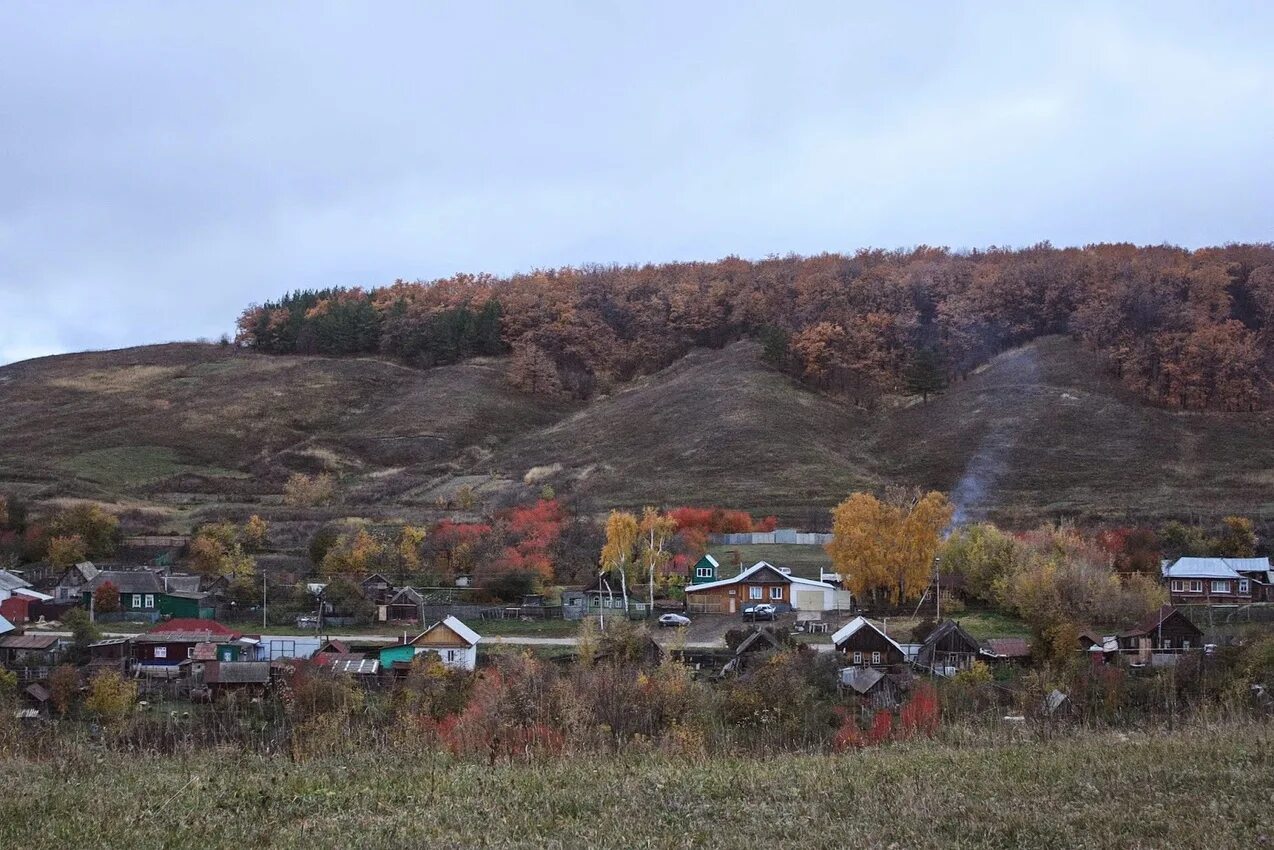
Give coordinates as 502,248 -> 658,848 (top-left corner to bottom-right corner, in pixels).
826,490 -> 953,604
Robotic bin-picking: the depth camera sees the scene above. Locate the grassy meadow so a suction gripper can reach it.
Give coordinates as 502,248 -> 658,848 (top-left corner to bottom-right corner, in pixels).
1,724 -> 1269,849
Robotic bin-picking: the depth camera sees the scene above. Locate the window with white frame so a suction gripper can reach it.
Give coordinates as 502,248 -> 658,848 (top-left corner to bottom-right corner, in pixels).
852,651 -> 862,664
144,594 -> 155,609
154,647 -> 167,659
131,594 -> 142,608
871,651 -> 881,665
1171,580 -> 1183,592
696,567 -> 712,578
1212,580 -> 1230,593
1239,580 -> 1250,594
749,586 -> 762,600
1189,580 -> 1203,593
770,586 -> 783,600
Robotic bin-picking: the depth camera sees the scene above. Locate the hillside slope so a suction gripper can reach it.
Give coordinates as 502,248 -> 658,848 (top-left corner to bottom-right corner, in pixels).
1,337 -> 1270,530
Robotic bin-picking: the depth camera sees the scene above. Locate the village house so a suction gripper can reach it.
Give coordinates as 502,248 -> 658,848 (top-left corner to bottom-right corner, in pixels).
1116,606 -> 1204,663
915,620 -> 986,675
830,616 -> 908,669
380,586 -> 425,623
81,570 -> 215,621
51,561 -> 100,602
132,619 -> 248,676
360,573 -> 394,603
683,561 -> 844,614
1160,556 -> 1270,604
379,615 -> 481,672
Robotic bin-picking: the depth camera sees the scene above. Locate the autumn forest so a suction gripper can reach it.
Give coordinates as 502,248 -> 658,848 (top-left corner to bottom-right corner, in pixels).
236,242 -> 1274,411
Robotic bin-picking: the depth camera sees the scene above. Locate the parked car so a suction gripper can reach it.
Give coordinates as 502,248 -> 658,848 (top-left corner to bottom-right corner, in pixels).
742,603 -> 777,622
658,613 -> 691,628
295,615 -> 320,629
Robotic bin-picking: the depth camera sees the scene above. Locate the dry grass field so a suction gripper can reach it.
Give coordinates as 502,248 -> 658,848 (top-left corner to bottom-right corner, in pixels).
2,336 -> 1272,542
1,724 -> 1269,849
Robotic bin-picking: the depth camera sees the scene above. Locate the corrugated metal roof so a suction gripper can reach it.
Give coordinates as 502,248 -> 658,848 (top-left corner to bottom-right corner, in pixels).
830,616 -> 906,656
0,570 -> 33,592
1162,556 -> 1270,580
0,615 -> 14,636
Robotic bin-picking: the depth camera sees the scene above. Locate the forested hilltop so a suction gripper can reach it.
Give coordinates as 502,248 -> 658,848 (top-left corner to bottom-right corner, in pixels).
237,243 -> 1274,411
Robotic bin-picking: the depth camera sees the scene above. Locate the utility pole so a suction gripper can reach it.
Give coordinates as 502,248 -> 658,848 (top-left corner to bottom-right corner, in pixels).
262,572 -> 267,630
934,555 -> 942,622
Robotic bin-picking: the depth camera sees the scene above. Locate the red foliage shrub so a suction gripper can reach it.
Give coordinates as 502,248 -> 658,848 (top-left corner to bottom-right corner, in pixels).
899,682 -> 940,738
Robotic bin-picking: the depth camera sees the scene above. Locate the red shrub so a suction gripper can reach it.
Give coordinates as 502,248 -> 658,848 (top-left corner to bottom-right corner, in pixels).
899,682 -> 940,738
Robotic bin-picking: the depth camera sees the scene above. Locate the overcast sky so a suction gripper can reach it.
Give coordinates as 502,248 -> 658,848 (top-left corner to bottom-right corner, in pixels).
2,2 -> 1272,365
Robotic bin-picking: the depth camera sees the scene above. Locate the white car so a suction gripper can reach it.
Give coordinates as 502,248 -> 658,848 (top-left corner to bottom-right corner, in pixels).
743,603 -> 777,621
658,613 -> 691,628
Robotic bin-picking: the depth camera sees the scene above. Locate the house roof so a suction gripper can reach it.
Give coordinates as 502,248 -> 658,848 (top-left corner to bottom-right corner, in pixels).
58,562 -> 100,585
83,570 -> 163,595
0,615 -> 13,636
840,666 -> 887,694
684,561 -> 835,593
317,639 -> 351,654
412,615 -> 481,647
25,683 -> 50,702
1161,557 -> 1270,580
0,634 -> 64,651
161,574 -> 203,593
920,620 -> 982,651
361,573 -> 392,585
0,570 -> 33,592
147,618 -> 237,636
203,661 -> 271,684
1123,605 -> 1200,638
136,631 -> 230,645
321,656 -> 380,675
984,637 -> 1031,658
830,616 -> 906,656
13,587 -> 53,602
386,586 -> 425,605
734,629 -> 783,655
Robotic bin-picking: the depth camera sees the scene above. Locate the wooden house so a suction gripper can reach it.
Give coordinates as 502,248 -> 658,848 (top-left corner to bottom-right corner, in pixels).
915,620 -> 985,675
1116,606 -> 1204,661
133,619 -> 245,676
830,617 -> 907,669
382,586 -> 425,623
79,570 -> 212,621
51,561 -> 100,602
683,561 -> 841,614
379,615 -> 481,671
1160,557 -> 1265,604
360,573 -> 394,603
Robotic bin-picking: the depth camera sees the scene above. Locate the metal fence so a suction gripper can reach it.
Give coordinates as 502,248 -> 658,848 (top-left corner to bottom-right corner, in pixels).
711,530 -> 832,546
